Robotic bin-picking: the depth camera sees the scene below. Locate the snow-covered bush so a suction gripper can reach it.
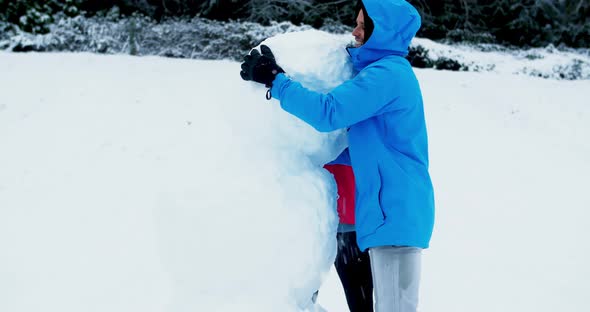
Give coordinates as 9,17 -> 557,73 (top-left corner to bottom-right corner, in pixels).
3,15 -> 311,61
407,44 -> 468,71
19,7 -> 52,34
0,20 -> 13,41
521,58 -> 590,80
318,18 -> 352,34
2,13 -> 588,80
3,13 -> 472,72
413,38 -> 590,80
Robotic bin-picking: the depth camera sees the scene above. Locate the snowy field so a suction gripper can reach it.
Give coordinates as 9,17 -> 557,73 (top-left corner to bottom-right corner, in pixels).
1,30 -> 589,312
413,37 -> 590,80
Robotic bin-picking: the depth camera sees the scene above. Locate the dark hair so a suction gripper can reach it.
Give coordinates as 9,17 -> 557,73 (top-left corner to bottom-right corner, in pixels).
356,0 -> 374,43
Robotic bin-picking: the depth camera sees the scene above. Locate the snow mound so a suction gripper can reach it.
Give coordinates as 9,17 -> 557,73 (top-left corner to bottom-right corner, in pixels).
0,29 -> 354,312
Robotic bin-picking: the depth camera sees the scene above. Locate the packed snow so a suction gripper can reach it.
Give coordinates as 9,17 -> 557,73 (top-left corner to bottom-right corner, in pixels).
1,29 -> 589,312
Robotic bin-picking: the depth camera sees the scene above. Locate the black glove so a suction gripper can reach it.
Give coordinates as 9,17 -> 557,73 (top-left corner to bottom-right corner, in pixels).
240,45 -> 284,88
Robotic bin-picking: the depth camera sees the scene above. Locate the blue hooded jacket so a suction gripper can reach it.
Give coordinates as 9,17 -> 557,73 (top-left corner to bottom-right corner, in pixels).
270,0 -> 434,250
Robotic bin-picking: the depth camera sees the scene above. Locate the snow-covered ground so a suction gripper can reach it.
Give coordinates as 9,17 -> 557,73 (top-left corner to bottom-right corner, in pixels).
1,30 -> 589,312
414,38 -> 590,80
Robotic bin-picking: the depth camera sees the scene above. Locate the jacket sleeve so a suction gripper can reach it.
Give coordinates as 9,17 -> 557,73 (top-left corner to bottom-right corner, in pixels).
270,64 -> 403,132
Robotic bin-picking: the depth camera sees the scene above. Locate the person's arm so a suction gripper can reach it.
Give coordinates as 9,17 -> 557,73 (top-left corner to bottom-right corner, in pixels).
239,45 -> 405,132
271,65 -> 404,132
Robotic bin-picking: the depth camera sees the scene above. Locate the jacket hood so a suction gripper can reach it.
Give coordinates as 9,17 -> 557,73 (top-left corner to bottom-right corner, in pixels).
348,0 -> 421,71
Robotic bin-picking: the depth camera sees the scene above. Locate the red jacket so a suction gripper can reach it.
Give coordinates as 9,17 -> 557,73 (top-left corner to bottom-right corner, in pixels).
323,164 -> 356,225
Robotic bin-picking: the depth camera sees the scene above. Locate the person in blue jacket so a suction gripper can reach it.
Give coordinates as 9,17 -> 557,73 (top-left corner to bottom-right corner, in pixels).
240,0 -> 435,311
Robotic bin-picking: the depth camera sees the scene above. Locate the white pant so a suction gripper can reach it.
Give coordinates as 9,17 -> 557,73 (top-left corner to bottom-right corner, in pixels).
369,246 -> 422,312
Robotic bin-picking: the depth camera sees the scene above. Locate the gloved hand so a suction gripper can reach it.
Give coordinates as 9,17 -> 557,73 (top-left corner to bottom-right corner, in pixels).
240,45 -> 284,88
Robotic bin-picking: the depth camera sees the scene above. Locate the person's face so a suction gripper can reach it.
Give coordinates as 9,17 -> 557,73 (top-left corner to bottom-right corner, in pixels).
352,9 -> 365,47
